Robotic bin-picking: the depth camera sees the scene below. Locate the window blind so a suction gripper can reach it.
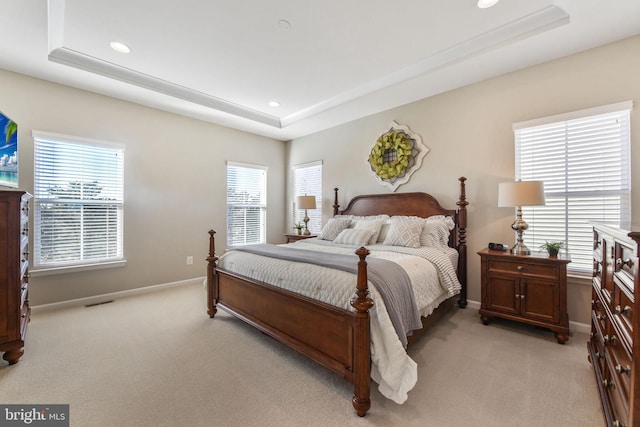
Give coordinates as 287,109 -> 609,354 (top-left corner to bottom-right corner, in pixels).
33,131 -> 125,268
293,161 -> 322,234
227,161 -> 267,246
514,102 -> 632,274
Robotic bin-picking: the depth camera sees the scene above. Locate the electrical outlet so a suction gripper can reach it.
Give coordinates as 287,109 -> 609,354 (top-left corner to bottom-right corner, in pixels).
186,256 -> 193,265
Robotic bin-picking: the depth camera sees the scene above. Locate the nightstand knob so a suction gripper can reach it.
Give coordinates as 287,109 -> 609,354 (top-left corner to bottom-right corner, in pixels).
615,364 -> 631,376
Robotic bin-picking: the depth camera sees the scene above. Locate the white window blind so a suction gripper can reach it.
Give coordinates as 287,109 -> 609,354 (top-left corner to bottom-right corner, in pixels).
33,131 -> 124,269
227,161 -> 267,246
293,161 -> 322,234
514,101 -> 632,274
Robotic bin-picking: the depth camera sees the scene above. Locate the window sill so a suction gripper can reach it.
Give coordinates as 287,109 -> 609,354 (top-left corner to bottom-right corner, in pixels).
30,259 -> 127,277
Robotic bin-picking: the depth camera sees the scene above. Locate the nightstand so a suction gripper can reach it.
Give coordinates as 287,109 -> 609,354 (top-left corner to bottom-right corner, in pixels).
478,248 -> 571,344
284,233 -> 317,243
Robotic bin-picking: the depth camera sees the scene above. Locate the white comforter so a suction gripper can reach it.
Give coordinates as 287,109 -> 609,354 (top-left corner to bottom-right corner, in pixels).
217,238 -> 461,404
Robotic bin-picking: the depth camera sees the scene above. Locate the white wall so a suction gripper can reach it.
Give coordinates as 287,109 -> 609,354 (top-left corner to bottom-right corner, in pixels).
287,35 -> 640,325
0,69 -> 286,305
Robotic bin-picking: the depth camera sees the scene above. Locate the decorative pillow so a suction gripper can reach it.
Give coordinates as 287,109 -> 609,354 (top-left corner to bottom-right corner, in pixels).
354,218 -> 386,245
333,228 -> 376,246
383,216 -> 424,248
377,219 -> 392,243
425,215 -> 455,230
317,218 -> 352,241
420,221 -> 451,247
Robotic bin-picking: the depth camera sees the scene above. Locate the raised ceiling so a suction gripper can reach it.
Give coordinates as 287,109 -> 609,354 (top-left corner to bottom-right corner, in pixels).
1,0 -> 639,140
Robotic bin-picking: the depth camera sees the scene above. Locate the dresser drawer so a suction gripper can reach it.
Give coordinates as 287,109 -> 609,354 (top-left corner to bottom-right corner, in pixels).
590,317 -> 607,374
615,241 -> 637,285
607,338 -> 632,405
488,260 -> 558,280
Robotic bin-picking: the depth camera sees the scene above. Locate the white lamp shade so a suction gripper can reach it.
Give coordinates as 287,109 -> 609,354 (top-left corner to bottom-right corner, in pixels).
498,181 -> 545,207
296,195 -> 316,210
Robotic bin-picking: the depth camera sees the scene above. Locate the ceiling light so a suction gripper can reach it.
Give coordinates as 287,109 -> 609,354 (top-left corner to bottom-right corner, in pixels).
268,101 -> 280,108
109,41 -> 131,54
478,0 -> 500,8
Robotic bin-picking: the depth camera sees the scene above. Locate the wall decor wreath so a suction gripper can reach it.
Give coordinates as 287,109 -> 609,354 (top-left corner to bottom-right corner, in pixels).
367,121 -> 429,191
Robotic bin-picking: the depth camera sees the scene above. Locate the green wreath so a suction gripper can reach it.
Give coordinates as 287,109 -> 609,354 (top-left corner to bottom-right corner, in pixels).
368,130 -> 412,179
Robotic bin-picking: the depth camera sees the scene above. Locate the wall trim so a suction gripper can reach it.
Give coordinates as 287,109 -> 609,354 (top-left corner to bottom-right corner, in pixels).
31,276 -> 205,313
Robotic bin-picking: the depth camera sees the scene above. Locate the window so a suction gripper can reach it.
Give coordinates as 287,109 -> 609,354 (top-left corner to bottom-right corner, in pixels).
513,101 -> 632,274
33,131 -> 125,270
227,161 -> 267,246
293,161 -> 322,234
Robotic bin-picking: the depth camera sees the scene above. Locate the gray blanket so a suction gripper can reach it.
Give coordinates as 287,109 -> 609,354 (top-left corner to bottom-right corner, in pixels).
231,244 -> 422,347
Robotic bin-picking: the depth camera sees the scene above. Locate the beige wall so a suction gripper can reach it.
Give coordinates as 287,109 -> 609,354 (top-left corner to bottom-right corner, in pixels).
0,69 -> 285,305
287,35 -> 640,325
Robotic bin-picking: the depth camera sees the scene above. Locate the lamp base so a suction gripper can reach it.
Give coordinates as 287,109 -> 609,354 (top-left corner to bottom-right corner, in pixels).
510,242 -> 531,256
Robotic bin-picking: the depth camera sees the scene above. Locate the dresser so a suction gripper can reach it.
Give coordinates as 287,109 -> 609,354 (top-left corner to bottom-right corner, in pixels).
0,190 -> 32,365
478,248 -> 571,344
588,224 -> 639,427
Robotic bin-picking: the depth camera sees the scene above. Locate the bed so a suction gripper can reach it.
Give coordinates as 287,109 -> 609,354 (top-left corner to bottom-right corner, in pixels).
206,177 -> 468,416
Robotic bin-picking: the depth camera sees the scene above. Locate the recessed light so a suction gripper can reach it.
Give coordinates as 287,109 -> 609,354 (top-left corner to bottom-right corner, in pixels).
109,41 -> 131,54
478,0 -> 500,8
268,101 -> 281,108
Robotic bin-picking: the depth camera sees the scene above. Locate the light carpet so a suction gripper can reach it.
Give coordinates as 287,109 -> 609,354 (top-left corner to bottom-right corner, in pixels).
0,283 -> 603,426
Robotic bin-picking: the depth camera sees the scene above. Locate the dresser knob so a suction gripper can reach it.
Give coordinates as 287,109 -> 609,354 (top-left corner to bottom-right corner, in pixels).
602,379 -> 615,389
613,420 -> 626,427
597,314 -> 606,321
614,305 -> 631,316
517,265 -> 524,271
616,257 -> 634,268
21,314 -> 26,319
604,334 -> 618,345
615,364 -> 631,376
591,299 -> 601,306
595,351 -> 605,359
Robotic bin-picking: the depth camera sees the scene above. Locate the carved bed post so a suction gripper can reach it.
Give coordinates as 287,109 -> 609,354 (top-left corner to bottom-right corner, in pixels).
207,230 -> 219,318
333,187 -> 340,216
456,177 -> 468,308
350,247 -> 374,417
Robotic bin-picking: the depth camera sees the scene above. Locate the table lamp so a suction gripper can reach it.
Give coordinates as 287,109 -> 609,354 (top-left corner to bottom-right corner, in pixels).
296,195 -> 316,236
498,180 -> 546,255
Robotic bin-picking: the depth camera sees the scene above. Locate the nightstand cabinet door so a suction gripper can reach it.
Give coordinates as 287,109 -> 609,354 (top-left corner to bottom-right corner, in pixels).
521,277 -> 560,324
484,275 -> 520,316
478,248 -> 570,344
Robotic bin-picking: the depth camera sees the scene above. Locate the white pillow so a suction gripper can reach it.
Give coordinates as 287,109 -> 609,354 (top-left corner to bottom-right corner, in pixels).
377,218 -> 392,243
421,221 -> 451,247
383,216 -> 423,248
317,218 -> 352,240
333,228 -> 376,246
426,215 -> 455,230
354,218 -> 386,245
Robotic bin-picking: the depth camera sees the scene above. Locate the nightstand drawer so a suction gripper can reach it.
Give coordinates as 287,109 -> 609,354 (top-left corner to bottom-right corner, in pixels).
488,259 -> 558,280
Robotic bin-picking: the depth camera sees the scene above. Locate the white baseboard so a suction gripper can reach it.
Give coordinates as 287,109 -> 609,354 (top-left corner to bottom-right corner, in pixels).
31,276 -> 206,313
463,299 -> 590,335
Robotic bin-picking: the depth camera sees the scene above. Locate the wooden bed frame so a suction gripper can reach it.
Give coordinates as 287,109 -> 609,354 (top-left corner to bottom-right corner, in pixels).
206,177 -> 468,416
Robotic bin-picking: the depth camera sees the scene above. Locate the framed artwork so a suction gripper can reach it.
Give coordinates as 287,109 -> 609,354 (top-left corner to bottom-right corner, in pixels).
0,110 -> 18,188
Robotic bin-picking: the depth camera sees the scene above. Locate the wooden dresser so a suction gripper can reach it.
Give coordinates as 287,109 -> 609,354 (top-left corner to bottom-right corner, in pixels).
478,248 -> 571,344
588,224 -> 639,427
0,190 -> 32,365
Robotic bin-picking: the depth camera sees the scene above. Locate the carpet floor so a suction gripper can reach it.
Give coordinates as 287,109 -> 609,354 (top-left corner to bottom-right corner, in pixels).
0,283 -> 603,426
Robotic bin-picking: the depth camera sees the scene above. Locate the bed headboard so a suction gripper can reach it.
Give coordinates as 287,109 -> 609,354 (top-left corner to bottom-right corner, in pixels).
332,177 -> 468,307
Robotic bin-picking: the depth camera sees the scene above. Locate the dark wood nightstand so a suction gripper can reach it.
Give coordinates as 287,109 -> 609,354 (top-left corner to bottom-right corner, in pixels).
478,248 -> 571,344
284,233 -> 317,243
